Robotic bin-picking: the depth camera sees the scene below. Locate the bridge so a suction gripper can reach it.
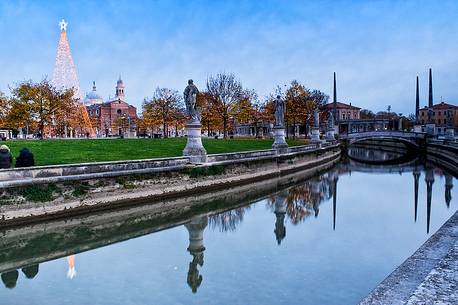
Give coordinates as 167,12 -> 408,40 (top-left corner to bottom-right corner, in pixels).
340,131 -> 427,149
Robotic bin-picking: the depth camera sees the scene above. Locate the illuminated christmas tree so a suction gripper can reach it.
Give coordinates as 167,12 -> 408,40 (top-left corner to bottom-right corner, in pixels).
52,19 -> 94,137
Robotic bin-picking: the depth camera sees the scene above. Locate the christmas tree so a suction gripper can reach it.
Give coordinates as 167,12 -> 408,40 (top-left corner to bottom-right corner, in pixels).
52,19 -> 94,137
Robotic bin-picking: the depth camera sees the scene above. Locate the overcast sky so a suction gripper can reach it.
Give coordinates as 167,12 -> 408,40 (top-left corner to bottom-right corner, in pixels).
0,0 -> 457,114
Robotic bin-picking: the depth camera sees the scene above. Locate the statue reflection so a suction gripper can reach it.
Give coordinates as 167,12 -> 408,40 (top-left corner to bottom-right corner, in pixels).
273,190 -> 288,245
185,215 -> 208,293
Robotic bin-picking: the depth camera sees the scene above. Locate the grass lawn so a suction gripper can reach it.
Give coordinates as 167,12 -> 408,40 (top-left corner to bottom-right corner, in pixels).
4,137 -> 308,166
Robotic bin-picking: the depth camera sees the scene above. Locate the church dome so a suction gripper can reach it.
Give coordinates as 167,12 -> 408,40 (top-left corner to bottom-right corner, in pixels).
84,81 -> 103,105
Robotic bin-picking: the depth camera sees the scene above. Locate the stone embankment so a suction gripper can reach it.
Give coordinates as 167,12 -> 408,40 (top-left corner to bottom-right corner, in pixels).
0,142 -> 340,228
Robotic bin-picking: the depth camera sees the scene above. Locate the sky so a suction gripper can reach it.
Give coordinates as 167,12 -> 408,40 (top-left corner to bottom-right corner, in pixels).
0,0 -> 457,115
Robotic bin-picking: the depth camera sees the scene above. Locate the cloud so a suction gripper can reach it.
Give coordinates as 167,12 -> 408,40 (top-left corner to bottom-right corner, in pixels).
0,0 -> 457,115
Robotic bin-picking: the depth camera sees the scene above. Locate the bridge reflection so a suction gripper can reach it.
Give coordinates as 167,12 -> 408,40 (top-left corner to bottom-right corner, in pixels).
0,156 -> 455,292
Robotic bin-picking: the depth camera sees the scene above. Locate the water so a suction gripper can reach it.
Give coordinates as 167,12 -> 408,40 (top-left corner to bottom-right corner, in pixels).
0,159 -> 457,305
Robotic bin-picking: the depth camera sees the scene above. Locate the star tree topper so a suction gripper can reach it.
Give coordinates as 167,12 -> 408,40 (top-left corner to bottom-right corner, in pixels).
59,19 -> 68,32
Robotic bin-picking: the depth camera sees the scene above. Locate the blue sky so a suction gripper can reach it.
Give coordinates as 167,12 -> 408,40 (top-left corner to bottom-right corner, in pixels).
0,0 -> 457,114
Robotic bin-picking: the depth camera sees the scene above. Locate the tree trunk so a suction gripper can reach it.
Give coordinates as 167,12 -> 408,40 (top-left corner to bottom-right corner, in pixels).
163,121 -> 167,138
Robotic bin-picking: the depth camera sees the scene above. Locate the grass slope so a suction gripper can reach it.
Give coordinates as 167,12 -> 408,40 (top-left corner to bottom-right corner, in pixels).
4,138 -> 307,166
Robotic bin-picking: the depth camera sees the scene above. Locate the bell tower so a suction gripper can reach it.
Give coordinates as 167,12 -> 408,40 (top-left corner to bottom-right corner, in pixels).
115,76 -> 125,101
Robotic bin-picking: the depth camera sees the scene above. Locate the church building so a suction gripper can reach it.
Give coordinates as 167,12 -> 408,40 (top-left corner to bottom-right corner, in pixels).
85,77 -> 138,138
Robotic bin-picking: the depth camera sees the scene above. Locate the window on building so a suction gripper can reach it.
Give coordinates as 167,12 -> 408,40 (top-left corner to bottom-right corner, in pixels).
117,109 -> 122,115
421,112 -> 424,116
438,111 -> 441,115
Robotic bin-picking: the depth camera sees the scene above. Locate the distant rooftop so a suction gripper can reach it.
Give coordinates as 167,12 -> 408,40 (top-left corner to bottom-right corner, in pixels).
321,101 -> 361,110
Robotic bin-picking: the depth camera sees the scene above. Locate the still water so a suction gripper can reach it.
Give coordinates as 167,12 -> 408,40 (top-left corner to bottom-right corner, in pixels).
0,159 -> 457,305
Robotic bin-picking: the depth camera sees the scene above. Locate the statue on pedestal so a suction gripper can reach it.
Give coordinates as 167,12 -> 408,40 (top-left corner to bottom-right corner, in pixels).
184,79 -> 200,123
314,108 -> 320,128
274,95 -> 285,127
271,95 -> 288,153
183,79 -> 207,163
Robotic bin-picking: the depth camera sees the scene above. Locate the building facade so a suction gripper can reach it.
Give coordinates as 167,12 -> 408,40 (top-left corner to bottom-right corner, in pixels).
86,78 -> 138,137
418,102 -> 458,134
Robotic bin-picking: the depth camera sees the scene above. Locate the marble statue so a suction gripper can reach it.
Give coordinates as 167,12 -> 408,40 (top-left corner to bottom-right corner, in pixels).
327,111 -> 334,129
184,79 -> 200,123
274,95 -> 285,127
314,108 -> 320,128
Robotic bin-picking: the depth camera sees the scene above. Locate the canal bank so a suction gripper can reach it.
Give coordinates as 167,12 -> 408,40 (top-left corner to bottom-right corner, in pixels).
0,143 -> 340,228
359,210 -> 458,305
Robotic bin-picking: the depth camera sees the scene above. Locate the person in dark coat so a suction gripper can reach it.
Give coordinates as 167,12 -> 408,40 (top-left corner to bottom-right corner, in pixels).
15,147 -> 35,168
0,145 -> 13,169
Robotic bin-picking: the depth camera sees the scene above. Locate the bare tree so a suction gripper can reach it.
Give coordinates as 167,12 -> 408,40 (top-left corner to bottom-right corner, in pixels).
206,73 -> 243,139
143,88 -> 182,138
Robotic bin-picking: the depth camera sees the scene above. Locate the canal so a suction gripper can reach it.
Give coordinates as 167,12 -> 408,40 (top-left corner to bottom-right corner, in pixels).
0,154 -> 456,305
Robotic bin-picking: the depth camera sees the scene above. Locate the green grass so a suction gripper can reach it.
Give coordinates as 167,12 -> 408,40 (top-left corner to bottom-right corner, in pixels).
4,137 -> 307,166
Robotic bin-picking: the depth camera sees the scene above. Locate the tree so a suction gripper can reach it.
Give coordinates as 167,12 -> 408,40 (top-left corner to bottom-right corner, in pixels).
10,79 -> 75,138
199,92 -> 221,136
360,109 -> 376,119
285,80 -> 309,139
0,92 -> 9,128
143,88 -> 182,138
206,73 -> 243,139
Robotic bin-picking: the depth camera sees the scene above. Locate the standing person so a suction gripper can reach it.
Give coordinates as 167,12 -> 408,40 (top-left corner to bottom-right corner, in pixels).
15,148 -> 35,168
0,145 -> 13,169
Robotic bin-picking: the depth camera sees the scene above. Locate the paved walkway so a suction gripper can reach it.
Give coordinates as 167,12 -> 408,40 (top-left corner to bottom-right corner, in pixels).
359,211 -> 458,305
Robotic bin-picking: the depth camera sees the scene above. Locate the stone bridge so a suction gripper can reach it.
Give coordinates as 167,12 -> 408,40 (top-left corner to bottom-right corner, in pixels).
340,131 -> 427,149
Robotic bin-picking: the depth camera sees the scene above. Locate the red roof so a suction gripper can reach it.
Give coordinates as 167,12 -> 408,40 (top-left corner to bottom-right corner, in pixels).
432,102 -> 458,110
321,101 -> 361,110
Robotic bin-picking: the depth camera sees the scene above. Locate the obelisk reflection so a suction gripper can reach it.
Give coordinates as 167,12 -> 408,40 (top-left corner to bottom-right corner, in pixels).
413,169 -> 421,222
185,215 -> 208,293
425,169 -> 435,234
330,171 -> 339,231
445,174 -> 453,208
274,190 -> 288,245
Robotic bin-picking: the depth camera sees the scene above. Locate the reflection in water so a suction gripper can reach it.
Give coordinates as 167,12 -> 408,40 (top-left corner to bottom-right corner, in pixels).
445,174 -> 453,208
209,206 -> 250,232
348,147 -> 405,163
185,216 -> 208,293
413,169 -> 421,222
0,150 -> 455,302
425,168 -> 435,234
22,265 -> 39,279
1,270 -> 18,289
67,255 -> 76,279
1,264 -> 39,289
273,190 -> 287,245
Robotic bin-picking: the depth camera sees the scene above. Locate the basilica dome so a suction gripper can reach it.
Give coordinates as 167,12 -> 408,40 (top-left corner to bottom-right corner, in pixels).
84,81 -> 104,105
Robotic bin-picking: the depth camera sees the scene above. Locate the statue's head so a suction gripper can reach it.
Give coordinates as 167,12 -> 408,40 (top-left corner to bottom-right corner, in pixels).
188,79 -> 194,85
276,95 -> 281,99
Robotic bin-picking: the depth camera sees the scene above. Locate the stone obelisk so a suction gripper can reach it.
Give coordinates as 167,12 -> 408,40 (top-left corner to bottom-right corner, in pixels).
425,68 -> 436,136
271,95 -> 288,153
413,76 -> 423,132
183,80 -> 207,163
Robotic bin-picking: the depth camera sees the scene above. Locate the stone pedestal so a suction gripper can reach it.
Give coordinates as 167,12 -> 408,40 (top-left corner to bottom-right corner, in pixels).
311,127 -> 321,143
445,128 -> 455,141
183,123 -> 207,163
326,128 -> 335,141
271,126 -> 288,153
426,124 -> 436,136
413,125 -> 423,133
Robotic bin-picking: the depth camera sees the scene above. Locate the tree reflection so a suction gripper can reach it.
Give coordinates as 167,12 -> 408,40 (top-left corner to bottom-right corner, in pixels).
209,206 -> 251,232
